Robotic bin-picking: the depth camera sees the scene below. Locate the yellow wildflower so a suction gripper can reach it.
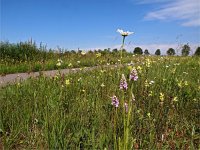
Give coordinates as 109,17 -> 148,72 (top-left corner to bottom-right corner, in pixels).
100,83 -> 105,87
56,59 -> 63,67
68,63 -> 72,67
178,81 -> 183,88
54,75 -> 59,80
137,66 -> 142,73
100,70 -> 105,73
147,113 -> 151,118
184,81 -> 188,86
173,97 -> 178,102
146,59 -> 151,67
171,68 -> 176,74
127,66 -> 133,71
159,93 -> 164,102
65,79 -> 70,85
148,91 -> 153,96
96,53 -> 101,57
145,80 -> 149,87
56,62 -> 61,67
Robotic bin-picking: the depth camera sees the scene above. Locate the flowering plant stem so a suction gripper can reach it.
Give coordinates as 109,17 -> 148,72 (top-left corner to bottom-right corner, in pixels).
121,91 -> 127,150
127,83 -> 134,149
114,108 -> 118,150
120,36 -> 126,64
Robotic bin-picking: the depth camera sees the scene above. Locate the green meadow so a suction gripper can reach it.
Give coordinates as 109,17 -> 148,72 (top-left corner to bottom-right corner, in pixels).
2,0 -> 200,148
0,41 -> 135,75
0,50 -> 199,149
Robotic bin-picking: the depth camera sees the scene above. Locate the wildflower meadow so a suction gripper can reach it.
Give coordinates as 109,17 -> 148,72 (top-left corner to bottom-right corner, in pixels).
2,0 -> 200,148
0,52 -> 199,149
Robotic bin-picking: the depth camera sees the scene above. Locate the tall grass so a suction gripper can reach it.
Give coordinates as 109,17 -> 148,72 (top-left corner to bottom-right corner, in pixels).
0,41 -> 135,75
0,56 -> 199,149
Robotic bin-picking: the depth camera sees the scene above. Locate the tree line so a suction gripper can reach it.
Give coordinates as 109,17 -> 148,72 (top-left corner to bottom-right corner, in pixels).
133,44 -> 200,56
1,41 -> 200,62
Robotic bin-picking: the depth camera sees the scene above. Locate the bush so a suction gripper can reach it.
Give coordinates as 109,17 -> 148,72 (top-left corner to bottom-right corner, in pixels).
0,41 -> 50,62
194,47 -> 200,56
155,49 -> 161,55
133,47 -> 143,55
167,48 -> 175,56
181,44 -> 190,56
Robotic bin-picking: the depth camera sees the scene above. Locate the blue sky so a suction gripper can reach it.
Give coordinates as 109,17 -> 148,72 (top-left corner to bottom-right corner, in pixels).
1,0 -> 200,54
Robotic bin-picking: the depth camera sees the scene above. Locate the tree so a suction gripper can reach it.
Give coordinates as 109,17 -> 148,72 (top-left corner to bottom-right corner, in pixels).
144,49 -> 150,55
133,47 -> 143,55
98,49 -> 102,53
102,48 -> 109,55
103,48 -> 110,53
88,50 -> 93,54
112,48 -> 118,53
181,44 -> 190,56
70,50 -> 76,54
167,48 -> 175,56
194,47 -> 200,56
155,49 -> 161,55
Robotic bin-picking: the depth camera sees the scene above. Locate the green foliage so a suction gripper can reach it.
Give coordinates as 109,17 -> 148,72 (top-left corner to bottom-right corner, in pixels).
133,47 -> 143,55
112,48 -> 118,53
181,44 -> 190,56
194,47 -> 200,56
0,41 -> 136,75
0,56 -> 199,149
155,49 -> 161,55
167,48 -> 176,56
144,49 -> 150,55
0,41 -> 49,62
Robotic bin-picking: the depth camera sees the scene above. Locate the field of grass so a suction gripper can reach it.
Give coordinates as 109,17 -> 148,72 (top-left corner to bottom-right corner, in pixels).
0,41 -> 135,75
0,55 -> 199,149
0,54 -> 134,75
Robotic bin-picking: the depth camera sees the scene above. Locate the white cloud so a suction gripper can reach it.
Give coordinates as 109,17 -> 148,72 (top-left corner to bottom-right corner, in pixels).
144,0 -> 200,27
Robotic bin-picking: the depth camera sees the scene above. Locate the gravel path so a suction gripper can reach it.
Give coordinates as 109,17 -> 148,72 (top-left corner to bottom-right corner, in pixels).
0,64 -> 122,88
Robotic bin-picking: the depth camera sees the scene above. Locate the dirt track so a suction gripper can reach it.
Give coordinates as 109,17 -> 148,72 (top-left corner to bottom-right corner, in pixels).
0,64 -> 122,88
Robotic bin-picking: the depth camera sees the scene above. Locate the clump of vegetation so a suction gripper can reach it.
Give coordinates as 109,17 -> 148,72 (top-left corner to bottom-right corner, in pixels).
167,48 -> 176,56
0,41 -> 51,62
133,47 -> 143,55
155,49 -> 161,55
194,47 -> 200,56
181,44 -> 190,56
